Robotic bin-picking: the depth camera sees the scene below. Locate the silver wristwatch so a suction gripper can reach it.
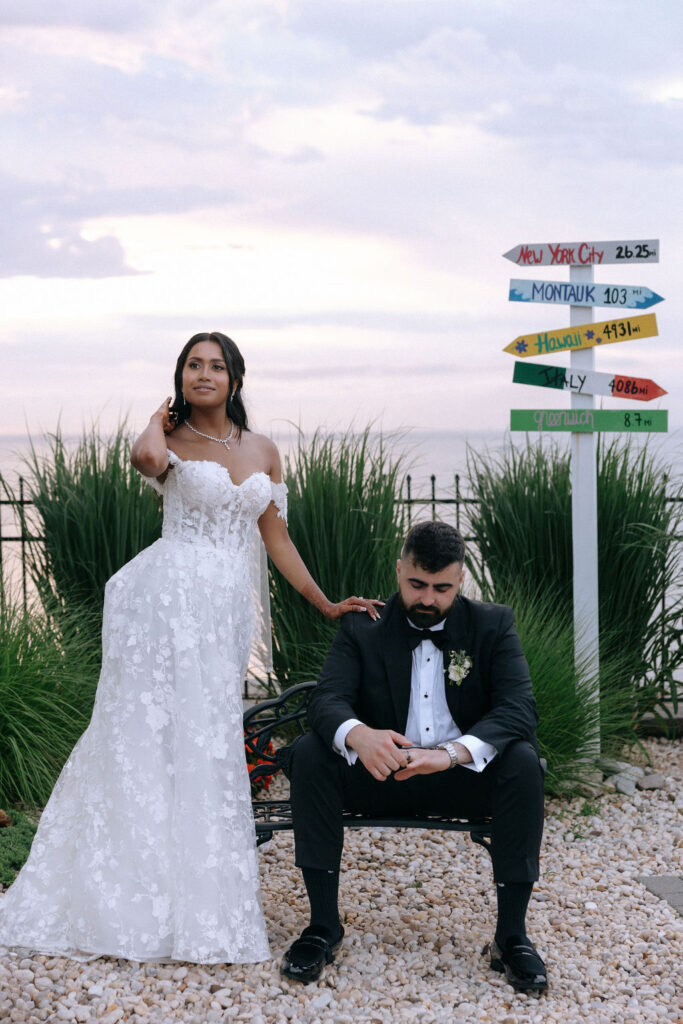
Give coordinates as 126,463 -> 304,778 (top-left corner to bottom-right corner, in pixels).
436,741 -> 461,769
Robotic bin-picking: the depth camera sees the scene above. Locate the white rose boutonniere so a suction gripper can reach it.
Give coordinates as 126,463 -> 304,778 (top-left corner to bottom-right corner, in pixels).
447,649 -> 472,686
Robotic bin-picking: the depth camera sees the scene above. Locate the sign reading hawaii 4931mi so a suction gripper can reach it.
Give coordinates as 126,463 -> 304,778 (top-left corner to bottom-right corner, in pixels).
504,313 -> 658,358
509,279 -> 663,310
503,240 -> 659,266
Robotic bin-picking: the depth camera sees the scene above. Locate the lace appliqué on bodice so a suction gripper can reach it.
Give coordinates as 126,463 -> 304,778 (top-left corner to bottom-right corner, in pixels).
148,451 -> 288,550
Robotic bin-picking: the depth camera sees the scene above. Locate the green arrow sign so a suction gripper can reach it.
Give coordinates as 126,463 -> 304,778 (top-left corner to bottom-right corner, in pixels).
510,409 -> 668,433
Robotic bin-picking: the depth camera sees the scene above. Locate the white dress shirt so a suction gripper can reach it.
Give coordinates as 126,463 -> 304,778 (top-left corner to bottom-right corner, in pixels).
332,618 -> 497,771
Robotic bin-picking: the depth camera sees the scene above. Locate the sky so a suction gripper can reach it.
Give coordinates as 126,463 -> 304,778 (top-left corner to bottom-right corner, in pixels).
1,0 -> 681,449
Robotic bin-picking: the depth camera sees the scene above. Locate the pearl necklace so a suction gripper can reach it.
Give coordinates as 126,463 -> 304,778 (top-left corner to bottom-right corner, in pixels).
185,419 -> 235,450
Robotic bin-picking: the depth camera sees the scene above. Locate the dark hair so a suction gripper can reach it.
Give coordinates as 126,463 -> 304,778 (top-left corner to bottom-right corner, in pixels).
169,332 -> 249,437
401,521 -> 465,573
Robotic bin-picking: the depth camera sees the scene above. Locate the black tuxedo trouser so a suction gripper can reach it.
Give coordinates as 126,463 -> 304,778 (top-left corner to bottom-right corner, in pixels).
287,732 -> 544,883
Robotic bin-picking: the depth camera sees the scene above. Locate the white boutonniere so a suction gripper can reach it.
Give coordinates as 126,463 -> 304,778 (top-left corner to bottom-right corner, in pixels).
447,649 -> 472,686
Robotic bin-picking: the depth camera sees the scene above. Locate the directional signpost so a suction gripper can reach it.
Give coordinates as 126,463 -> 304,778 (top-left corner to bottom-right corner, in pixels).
504,313 -> 658,358
503,239 -> 659,266
509,279 -> 663,310
512,362 -> 667,402
503,236 -> 666,756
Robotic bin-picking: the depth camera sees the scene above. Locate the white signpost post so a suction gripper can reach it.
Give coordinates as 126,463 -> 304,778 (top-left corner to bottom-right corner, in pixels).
569,265 -> 600,737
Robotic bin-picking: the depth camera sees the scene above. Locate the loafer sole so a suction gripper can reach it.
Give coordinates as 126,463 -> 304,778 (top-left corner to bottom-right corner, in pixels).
489,940 -> 548,992
281,929 -> 344,984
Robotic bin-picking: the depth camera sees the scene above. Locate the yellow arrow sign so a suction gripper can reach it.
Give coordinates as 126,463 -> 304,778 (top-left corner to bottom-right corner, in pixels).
504,313 -> 658,358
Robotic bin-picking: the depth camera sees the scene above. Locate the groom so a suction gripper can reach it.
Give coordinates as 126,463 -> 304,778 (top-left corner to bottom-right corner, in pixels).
281,521 -> 547,992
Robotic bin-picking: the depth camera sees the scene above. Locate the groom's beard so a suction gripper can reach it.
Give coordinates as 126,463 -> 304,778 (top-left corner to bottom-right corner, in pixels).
398,593 -> 457,629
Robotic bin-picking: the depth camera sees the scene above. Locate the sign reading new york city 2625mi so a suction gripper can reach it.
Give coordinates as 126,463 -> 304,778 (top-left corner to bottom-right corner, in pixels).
503,313 -> 658,359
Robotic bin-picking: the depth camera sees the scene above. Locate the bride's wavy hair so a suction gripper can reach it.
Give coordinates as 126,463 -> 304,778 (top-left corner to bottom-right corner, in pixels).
170,331 -> 249,437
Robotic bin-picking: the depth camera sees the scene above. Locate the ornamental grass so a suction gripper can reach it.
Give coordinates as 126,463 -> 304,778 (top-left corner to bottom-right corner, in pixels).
0,595 -> 100,808
3,422 -> 162,623
268,426 -> 406,689
466,437 -> 682,729
510,584 -> 636,793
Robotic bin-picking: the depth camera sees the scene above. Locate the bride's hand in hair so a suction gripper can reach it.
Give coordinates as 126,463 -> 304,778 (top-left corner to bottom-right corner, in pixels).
153,398 -> 177,435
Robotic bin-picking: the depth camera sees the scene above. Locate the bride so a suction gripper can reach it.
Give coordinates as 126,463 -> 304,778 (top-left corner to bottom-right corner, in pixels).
0,331 -> 380,964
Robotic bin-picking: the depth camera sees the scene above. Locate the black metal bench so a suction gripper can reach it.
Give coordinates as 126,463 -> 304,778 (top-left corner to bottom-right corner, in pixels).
243,681 -> 493,860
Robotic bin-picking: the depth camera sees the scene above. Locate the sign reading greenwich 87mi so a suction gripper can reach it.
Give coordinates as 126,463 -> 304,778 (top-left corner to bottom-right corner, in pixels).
504,313 -> 658,358
503,240 -> 659,266
510,409 -> 668,433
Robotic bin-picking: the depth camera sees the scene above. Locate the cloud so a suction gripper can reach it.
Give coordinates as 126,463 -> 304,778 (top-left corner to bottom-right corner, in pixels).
0,173 -> 237,278
0,1 -> 155,31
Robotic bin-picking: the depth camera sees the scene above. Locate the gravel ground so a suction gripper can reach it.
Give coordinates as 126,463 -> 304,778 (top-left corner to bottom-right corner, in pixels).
1,736 -> 681,1024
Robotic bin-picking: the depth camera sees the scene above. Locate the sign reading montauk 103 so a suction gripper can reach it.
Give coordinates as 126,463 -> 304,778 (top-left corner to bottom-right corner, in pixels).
509,278 -> 663,310
504,313 -> 658,358
503,240 -> 659,266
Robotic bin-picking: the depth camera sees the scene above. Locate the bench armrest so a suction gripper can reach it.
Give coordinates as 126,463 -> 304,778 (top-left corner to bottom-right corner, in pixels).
244,681 -> 316,786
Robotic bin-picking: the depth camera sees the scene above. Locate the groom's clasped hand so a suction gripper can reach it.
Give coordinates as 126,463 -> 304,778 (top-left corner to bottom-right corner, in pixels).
344,725 -> 451,781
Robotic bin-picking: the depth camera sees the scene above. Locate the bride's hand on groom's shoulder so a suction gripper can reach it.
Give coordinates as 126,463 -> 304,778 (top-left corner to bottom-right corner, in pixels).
324,596 -> 384,621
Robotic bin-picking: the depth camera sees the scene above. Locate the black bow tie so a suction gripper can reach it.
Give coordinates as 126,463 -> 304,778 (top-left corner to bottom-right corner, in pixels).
405,625 -> 447,650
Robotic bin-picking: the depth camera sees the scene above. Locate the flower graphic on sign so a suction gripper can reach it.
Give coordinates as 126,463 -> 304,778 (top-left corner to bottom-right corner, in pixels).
515,340 -> 528,353
585,330 -> 594,340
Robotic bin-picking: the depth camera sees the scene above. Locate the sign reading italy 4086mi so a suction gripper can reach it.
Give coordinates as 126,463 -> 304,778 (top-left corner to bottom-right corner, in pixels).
504,313 -> 658,358
509,279 -> 663,310
513,362 -> 667,402
503,240 -> 659,266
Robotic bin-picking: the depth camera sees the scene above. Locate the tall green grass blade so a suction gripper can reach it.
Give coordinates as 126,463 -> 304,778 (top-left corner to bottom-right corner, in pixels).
268,426 -> 407,689
0,595 -> 101,808
465,437 -> 682,725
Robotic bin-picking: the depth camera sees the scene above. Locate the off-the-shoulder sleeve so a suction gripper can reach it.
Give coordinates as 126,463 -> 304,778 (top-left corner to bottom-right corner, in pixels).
140,449 -> 180,495
270,480 -> 288,523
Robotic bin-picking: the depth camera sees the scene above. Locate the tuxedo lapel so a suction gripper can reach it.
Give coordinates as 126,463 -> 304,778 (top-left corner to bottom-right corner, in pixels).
380,598 -> 413,732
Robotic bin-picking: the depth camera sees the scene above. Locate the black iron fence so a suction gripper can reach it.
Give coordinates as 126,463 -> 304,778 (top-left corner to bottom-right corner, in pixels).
2,472 -> 681,610
1,473 -> 479,607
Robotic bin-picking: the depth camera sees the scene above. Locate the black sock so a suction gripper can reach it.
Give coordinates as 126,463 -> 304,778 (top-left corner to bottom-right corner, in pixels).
302,867 -> 341,939
494,881 -> 533,946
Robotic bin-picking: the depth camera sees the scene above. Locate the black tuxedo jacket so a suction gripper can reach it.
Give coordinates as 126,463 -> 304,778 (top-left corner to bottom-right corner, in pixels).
308,593 -> 538,759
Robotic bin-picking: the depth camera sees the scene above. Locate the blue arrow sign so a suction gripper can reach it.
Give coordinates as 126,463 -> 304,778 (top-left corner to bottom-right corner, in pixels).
509,279 -> 664,310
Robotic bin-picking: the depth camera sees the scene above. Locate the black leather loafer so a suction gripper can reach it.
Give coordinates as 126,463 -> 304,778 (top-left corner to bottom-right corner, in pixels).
488,935 -> 548,992
281,926 -> 345,983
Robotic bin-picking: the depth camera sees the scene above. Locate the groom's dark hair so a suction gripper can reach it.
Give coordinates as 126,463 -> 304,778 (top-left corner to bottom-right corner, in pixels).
401,521 -> 466,573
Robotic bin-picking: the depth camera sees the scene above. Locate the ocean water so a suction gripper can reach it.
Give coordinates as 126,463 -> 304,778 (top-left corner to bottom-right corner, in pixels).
2,425 -> 681,488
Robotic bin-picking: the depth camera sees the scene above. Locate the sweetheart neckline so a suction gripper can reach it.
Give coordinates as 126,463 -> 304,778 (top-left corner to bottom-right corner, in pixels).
167,456 -> 272,490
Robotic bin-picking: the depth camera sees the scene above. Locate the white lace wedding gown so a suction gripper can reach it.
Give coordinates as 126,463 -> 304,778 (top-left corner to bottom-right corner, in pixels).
0,451 -> 286,963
